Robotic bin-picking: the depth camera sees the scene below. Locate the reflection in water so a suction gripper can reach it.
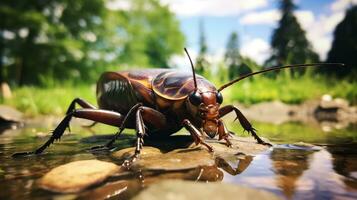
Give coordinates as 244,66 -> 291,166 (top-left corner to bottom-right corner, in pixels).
270,147 -> 314,199
223,145 -> 357,200
215,155 -> 253,176
78,165 -> 225,199
1,123 -> 357,199
327,145 -> 357,189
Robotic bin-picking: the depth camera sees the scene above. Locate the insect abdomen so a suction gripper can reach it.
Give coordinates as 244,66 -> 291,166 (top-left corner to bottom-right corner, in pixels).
97,72 -> 138,114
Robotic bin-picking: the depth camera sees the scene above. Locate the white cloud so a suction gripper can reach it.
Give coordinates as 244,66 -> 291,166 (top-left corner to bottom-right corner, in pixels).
240,10 -> 280,25
331,0 -> 357,12
240,9 -> 314,26
160,0 -> 268,16
304,12 -> 345,59
241,38 -> 271,65
169,48 -> 226,71
295,11 -> 315,29
238,4 -> 348,60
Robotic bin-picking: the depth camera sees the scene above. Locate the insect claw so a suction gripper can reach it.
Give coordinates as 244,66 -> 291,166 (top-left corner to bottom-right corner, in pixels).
121,155 -> 138,170
122,160 -> 131,170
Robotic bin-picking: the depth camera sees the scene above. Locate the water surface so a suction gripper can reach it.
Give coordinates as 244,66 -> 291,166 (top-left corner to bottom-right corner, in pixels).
0,120 -> 356,199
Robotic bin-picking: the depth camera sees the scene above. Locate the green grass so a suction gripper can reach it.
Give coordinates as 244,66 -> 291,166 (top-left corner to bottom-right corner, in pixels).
2,84 -> 96,117
227,120 -> 357,144
222,75 -> 357,105
1,74 -> 356,116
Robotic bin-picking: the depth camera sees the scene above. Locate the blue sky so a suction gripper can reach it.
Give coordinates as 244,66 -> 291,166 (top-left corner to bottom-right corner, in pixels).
160,0 -> 356,66
108,0 -> 356,66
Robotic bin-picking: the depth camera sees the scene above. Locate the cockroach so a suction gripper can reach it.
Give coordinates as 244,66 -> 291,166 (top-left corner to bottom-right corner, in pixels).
13,48 -> 343,167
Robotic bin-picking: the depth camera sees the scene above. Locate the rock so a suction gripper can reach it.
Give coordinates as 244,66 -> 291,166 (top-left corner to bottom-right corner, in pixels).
319,96 -> 349,110
39,160 -> 121,193
79,180 -> 137,200
111,135 -> 270,172
208,135 -> 270,158
315,96 -> 353,122
132,180 -> 282,200
0,105 -> 23,123
112,146 -> 215,171
1,82 -> 12,99
234,99 -> 357,126
236,101 -> 295,124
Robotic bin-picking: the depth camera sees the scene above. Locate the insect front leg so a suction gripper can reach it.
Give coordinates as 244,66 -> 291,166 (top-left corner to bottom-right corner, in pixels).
65,98 -> 98,129
92,103 -> 144,150
182,119 -> 213,152
219,105 -> 272,146
121,106 -> 167,169
12,109 -> 125,157
217,120 -> 233,147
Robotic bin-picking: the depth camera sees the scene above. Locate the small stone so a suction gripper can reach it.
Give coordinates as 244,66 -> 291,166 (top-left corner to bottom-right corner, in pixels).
112,146 -> 215,171
132,180 -> 282,200
113,146 -> 162,160
0,105 -> 23,123
39,160 -> 121,193
111,135 -> 271,171
322,94 -> 332,102
1,82 -> 12,99
209,135 -> 270,158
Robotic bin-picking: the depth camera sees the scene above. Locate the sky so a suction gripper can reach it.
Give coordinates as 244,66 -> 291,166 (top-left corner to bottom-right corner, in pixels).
108,0 -> 357,68
159,0 -> 357,68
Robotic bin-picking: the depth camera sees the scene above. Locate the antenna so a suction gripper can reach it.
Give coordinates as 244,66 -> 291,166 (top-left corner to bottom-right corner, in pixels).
218,63 -> 345,91
184,48 -> 198,90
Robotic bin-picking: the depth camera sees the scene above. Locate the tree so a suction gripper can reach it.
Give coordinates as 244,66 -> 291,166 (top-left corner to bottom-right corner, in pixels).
195,20 -> 209,74
266,0 -> 319,73
0,0 -> 108,85
119,0 -> 185,68
325,5 -> 357,77
0,0 -> 185,85
224,32 -> 251,79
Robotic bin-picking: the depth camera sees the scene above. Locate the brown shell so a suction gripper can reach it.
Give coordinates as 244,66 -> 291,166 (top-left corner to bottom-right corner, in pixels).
152,71 -> 217,100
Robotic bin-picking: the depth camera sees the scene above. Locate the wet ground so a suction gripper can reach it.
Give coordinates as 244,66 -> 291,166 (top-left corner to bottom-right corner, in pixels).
0,119 -> 356,200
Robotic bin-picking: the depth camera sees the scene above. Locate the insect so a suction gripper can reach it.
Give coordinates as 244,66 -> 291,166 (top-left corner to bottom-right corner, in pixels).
13,48 -> 343,167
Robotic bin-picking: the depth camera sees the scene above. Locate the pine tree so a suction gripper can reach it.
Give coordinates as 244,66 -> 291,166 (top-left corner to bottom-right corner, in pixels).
326,5 -> 357,77
195,20 -> 209,74
224,32 -> 251,79
267,0 -> 319,73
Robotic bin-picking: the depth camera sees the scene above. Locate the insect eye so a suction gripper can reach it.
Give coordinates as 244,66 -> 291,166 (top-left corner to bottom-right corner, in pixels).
189,92 -> 202,106
216,92 -> 223,104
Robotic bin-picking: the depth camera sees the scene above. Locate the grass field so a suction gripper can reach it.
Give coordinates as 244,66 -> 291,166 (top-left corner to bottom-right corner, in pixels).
1,74 -> 356,117
222,74 -> 357,105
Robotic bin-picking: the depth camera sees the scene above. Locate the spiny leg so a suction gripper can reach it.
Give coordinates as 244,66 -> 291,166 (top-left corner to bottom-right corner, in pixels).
122,108 -> 146,168
12,109 -> 124,157
182,119 -> 213,152
217,120 -> 232,147
66,98 -> 97,114
219,105 -> 272,146
91,103 -> 143,150
121,106 -> 167,169
65,98 -> 97,131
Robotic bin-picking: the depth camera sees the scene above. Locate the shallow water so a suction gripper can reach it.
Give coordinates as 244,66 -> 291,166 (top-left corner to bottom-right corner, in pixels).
0,120 -> 356,200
